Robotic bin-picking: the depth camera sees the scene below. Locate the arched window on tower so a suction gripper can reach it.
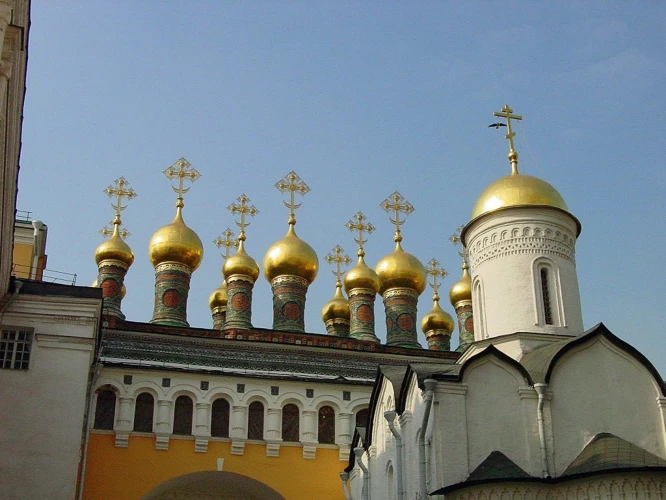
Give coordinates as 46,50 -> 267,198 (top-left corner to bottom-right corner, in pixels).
473,278 -> 485,339
247,401 -> 264,440
318,405 -> 335,444
133,392 -> 154,432
281,404 -> 300,442
211,398 -> 230,438
93,387 -> 116,430
540,268 -> 553,325
355,408 -> 369,429
173,395 -> 193,435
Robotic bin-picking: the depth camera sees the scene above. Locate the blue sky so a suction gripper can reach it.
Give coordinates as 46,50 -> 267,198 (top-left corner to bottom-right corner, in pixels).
18,3 -> 666,370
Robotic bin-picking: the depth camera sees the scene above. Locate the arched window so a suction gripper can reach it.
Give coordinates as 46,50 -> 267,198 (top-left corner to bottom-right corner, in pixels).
355,408 -> 369,429
473,278 -> 485,339
318,405 -> 335,444
133,392 -> 154,432
247,401 -> 264,440
281,404 -> 300,442
173,395 -> 193,435
211,398 -> 230,438
540,268 -> 553,325
94,388 -> 116,430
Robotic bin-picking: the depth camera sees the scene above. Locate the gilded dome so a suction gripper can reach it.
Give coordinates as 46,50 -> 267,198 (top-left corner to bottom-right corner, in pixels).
263,224 -> 318,284
148,207 -> 203,270
223,241 -> 259,281
471,173 -> 568,220
421,298 -> 454,334
344,254 -> 379,294
449,262 -> 472,306
95,224 -> 134,267
208,281 -> 228,311
321,283 -> 350,323
375,242 -> 426,295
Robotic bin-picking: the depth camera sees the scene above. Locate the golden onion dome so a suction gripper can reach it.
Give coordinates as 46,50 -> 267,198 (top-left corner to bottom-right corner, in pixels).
120,284 -> 126,299
449,262 -> 472,306
263,223 -> 318,284
95,224 -> 134,267
208,281 -> 228,311
375,241 -> 426,295
321,282 -> 350,323
223,241 -> 259,281
471,173 -> 568,220
148,206 -> 203,270
344,254 -> 379,294
421,297 -> 455,334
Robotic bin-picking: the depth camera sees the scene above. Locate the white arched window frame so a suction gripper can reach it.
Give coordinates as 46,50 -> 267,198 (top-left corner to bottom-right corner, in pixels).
532,258 -> 564,327
472,277 -> 486,340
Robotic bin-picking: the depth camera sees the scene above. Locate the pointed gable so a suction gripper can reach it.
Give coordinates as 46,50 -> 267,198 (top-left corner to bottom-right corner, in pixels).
468,451 -> 532,482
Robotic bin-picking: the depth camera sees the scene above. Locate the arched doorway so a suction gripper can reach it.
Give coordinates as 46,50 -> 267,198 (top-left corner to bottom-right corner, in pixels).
141,471 -> 285,500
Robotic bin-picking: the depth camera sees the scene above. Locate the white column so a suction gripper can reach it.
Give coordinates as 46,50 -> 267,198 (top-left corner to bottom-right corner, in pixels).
194,403 -> 210,437
156,399 -> 172,433
302,410 -> 317,442
230,405 -> 247,439
266,407 -> 281,441
117,396 -> 133,430
338,412 -> 353,445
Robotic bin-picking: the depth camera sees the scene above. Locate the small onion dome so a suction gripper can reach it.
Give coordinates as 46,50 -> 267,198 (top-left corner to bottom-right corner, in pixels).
421,296 -> 454,334
208,281 -> 228,311
263,224 -> 318,284
375,241 -> 426,296
148,206 -> 203,270
95,224 -> 134,267
321,282 -> 350,323
344,254 -> 379,294
223,241 -> 259,281
471,173 -> 569,220
449,262 -> 472,306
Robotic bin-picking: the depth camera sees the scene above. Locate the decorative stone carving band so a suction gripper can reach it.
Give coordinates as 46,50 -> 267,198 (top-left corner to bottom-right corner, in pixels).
155,262 -> 193,274
271,275 -> 309,288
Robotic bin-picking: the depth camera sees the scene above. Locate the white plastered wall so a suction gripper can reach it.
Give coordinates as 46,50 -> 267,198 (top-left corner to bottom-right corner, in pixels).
466,207 -> 583,340
548,336 -> 666,475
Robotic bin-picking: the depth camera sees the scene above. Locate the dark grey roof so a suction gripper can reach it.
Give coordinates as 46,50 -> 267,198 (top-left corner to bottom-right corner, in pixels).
519,336 -> 578,383
563,433 -> 666,476
467,451 -> 532,482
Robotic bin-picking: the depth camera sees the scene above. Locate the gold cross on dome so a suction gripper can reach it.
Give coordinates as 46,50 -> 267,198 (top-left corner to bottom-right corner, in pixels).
493,105 -> 523,174
275,171 -> 310,221
213,228 -> 238,260
228,194 -> 259,241
100,222 -> 130,239
380,191 -> 414,241
449,225 -> 468,264
345,211 -> 375,254
163,157 -> 201,203
103,176 -> 137,223
425,258 -> 448,296
324,245 -> 352,283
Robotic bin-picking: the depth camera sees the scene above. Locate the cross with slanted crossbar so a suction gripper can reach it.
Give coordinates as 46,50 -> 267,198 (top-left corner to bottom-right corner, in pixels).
449,225 -> 469,264
493,105 -> 523,174
275,171 -> 310,221
163,157 -> 201,204
345,211 -> 375,255
213,228 -> 238,260
425,258 -> 448,297
228,194 -> 258,241
324,245 -> 352,284
380,191 -> 414,241
100,222 -> 130,240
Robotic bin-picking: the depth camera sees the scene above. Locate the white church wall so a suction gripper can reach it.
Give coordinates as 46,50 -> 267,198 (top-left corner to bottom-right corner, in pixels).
549,336 -> 666,475
463,355 -> 536,477
466,208 -> 583,339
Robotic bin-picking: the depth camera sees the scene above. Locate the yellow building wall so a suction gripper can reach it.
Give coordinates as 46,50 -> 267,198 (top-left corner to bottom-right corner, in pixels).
11,242 -> 33,279
83,433 -> 346,500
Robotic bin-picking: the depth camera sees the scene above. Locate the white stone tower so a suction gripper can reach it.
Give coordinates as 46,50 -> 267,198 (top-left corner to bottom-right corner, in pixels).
461,105 -> 583,341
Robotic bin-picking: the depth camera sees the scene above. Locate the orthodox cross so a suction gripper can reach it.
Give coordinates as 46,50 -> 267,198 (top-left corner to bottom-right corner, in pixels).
100,222 -> 130,239
275,171 -> 310,222
345,211 -> 375,255
449,225 -> 469,265
227,194 -> 259,241
493,105 -> 523,174
380,191 -> 414,241
213,228 -> 238,260
324,245 -> 352,285
100,176 -> 136,238
163,157 -> 201,205
425,258 -> 448,298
